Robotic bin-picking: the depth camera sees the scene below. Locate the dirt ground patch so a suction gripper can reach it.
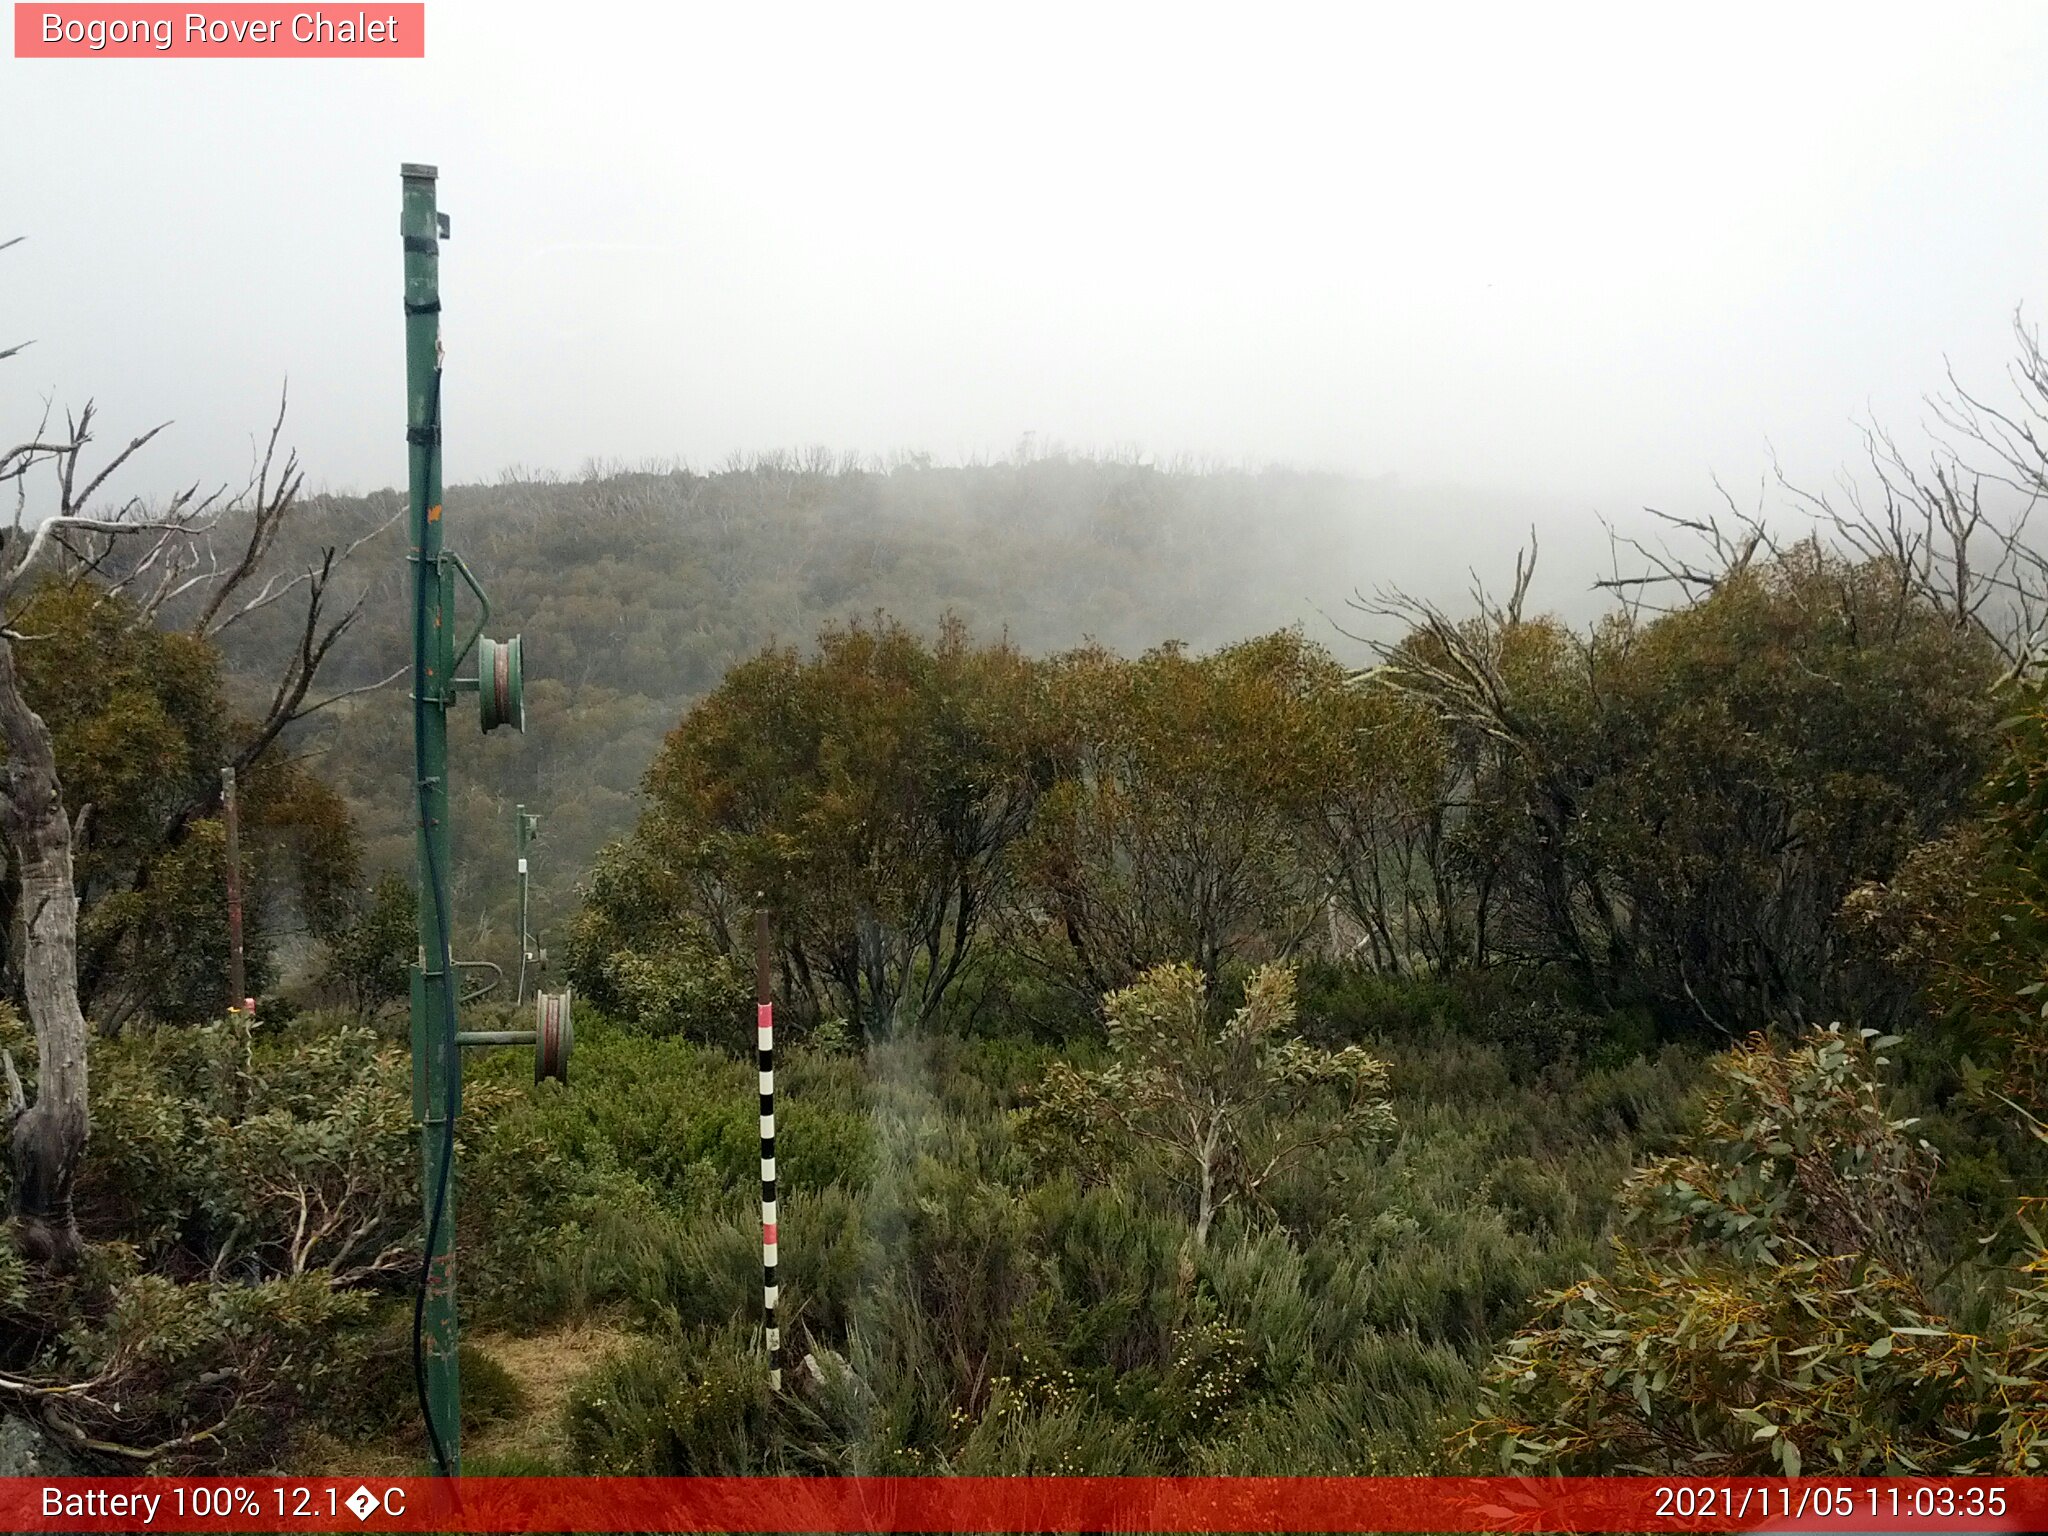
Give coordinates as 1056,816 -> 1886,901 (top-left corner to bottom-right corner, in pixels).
464,1320 -> 639,1468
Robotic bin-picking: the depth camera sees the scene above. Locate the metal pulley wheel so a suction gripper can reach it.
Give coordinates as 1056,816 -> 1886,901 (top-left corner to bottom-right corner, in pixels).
535,988 -> 573,1083
478,634 -> 524,733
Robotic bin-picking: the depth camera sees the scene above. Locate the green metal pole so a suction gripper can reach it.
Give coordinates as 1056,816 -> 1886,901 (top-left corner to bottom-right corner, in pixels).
403,160 -> 462,1475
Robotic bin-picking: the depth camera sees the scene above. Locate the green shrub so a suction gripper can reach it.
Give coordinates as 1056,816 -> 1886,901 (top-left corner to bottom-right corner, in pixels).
1460,1026 -> 2048,1476
459,1343 -> 529,1433
596,942 -> 752,1050
1483,1156 -> 1581,1240
459,1022 -> 876,1326
1187,1336 -> 1474,1473
320,873 -> 416,1021
1027,1179 -> 1182,1375
0,1252 -> 374,1469
566,1327 -> 774,1474
1016,963 -> 1393,1248
318,1314 -> 527,1442
953,1383 -> 1153,1474
71,1015 -> 430,1283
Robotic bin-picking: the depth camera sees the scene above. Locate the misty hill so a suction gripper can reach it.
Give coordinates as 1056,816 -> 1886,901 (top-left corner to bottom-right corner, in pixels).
226,453 -> 1604,972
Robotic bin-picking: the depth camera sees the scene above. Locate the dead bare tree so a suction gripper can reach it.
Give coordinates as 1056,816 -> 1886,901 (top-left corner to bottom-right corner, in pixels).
0,237 -> 396,1263
1596,311 -> 2048,682
1345,534 -> 1637,982
1350,530 -> 1553,755
73,393 -> 401,1034
1348,315 -> 2048,1027
0,405 -> 202,1267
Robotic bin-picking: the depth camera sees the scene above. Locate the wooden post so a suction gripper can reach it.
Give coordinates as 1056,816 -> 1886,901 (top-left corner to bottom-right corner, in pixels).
221,766 -> 246,1013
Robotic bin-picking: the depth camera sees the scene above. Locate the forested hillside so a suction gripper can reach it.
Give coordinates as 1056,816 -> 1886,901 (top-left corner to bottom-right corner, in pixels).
16,0 -> 2048,1490
219,456 -> 1581,974
8,368 -> 2048,1480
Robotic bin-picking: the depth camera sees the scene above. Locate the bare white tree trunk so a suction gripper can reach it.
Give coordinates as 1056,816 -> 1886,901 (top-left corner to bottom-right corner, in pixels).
1193,1123 -> 1220,1250
0,636 -> 87,1269
0,253 -> 390,1271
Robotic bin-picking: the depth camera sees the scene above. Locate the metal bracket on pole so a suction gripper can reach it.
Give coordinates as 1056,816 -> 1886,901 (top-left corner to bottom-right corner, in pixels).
444,551 -> 491,674
452,957 -> 502,1005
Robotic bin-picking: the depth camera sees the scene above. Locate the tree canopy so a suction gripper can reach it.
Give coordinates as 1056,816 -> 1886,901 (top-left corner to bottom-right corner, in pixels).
12,579 -> 359,1028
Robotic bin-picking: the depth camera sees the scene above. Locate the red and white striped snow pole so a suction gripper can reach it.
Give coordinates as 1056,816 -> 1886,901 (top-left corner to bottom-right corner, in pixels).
756,904 -> 780,1391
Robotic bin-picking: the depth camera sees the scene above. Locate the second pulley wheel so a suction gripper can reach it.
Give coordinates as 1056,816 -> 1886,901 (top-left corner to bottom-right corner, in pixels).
535,988 -> 572,1083
478,634 -> 524,733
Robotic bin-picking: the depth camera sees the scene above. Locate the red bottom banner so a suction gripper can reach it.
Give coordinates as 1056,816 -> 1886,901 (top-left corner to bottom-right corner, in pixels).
3,1476 -> 2041,1533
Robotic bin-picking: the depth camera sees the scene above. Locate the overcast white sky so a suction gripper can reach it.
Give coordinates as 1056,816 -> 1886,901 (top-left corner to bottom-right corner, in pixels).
4,1 -> 2046,516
